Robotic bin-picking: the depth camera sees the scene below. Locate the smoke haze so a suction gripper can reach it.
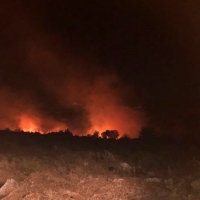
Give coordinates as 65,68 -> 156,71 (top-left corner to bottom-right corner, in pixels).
1,0 -> 200,138
0,1 -> 145,137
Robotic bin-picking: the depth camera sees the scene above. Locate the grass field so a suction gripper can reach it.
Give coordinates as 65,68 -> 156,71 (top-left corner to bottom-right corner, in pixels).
0,130 -> 199,200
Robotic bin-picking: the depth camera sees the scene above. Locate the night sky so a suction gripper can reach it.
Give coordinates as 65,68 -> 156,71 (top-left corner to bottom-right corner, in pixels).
0,0 -> 199,137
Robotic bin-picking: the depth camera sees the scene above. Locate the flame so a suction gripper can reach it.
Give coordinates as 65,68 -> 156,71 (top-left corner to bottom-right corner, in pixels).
88,105 -> 144,137
0,2 -> 147,137
19,115 -> 41,132
18,114 -> 68,133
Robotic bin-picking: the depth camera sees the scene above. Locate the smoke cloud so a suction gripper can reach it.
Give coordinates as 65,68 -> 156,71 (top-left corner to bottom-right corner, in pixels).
0,1 -> 146,137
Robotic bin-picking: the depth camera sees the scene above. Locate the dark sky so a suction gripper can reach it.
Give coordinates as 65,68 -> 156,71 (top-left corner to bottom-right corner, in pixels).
0,0 -> 199,137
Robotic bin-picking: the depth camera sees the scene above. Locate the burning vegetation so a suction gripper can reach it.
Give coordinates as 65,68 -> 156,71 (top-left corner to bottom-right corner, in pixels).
0,77 -> 145,138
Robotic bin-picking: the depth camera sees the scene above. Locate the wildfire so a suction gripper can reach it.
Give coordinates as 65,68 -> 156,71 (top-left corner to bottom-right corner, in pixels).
88,105 -> 144,138
17,114 -> 69,133
19,115 -> 41,132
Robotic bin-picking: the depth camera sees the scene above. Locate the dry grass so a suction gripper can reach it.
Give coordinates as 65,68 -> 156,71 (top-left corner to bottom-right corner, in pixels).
0,152 -> 143,200
0,131 -> 199,199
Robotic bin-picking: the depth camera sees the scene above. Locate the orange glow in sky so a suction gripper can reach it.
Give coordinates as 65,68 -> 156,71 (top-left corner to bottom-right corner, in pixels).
18,114 -> 69,133
88,105 -> 144,138
19,115 -> 41,133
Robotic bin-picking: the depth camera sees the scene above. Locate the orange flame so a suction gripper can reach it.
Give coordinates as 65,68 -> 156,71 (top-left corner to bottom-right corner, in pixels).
18,114 -> 68,133
88,105 -> 144,138
19,115 -> 41,132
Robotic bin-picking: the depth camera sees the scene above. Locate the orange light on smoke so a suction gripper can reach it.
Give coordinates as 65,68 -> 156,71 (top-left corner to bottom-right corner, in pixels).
18,114 -> 69,133
88,105 -> 143,138
19,115 -> 41,132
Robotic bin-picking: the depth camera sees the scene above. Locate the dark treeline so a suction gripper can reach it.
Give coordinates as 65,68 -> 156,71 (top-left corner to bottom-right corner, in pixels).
0,128 -> 199,152
0,128 -> 200,179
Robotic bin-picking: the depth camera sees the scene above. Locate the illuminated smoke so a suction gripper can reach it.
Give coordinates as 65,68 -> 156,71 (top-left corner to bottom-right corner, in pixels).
0,87 -> 68,133
0,1 -> 146,137
19,115 -> 40,132
85,75 -> 144,137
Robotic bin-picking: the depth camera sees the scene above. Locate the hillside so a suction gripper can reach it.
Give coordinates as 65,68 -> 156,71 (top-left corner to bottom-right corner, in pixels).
0,130 -> 199,199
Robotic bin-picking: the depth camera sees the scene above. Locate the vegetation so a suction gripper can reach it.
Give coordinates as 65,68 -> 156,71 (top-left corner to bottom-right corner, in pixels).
0,129 -> 199,199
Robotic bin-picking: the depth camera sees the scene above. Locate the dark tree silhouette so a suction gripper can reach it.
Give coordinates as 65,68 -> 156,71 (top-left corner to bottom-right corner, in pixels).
64,129 -> 73,137
101,130 -> 119,139
120,133 -> 131,140
139,127 -> 156,140
92,131 -> 100,138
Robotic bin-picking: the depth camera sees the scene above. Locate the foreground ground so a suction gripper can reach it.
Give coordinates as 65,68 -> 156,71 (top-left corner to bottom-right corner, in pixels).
0,131 -> 199,199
